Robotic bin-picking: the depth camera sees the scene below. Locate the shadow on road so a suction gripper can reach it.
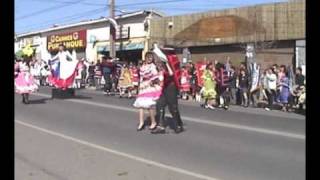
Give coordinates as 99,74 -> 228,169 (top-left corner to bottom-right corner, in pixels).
73,95 -> 93,100
28,98 -> 51,104
143,116 -> 186,133
51,95 -> 93,100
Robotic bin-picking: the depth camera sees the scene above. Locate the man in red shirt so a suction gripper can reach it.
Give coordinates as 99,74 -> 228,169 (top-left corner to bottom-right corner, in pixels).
151,46 -> 184,134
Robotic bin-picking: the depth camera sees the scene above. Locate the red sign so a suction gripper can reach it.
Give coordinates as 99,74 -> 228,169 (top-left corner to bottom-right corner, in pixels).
47,30 -> 87,51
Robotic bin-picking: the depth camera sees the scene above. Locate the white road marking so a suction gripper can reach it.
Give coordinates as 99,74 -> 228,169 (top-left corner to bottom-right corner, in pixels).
15,120 -> 220,180
33,93 -> 305,140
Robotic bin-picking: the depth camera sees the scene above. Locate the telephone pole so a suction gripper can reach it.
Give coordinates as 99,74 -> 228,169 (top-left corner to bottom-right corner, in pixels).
109,0 -> 116,58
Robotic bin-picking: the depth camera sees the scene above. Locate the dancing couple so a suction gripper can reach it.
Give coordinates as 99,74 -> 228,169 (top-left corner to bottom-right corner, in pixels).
133,47 -> 184,134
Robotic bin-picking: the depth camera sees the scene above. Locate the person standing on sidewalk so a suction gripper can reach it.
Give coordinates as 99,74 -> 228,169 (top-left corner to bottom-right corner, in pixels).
278,70 -> 290,112
295,67 -> 305,87
276,65 -> 286,103
101,56 -> 114,95
238,69 -> 250,107
118,63 -> 133,98
265,68 -> 277,111
87,61 -> 95,87
180,65 -> 191,100
229,66 -> 238,105
151,45 -> 184,134
215,62 -> 231,109
129,63 -> 140,97
133,52 -> 162,131
201,63 -> 217,110
94,60 -> 102,90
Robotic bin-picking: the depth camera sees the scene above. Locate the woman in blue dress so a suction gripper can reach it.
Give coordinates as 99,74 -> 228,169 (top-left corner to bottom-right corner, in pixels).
278,71 -> 290,111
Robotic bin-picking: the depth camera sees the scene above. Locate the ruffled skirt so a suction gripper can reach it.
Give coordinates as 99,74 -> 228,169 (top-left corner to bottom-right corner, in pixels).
15,72 -> 38,94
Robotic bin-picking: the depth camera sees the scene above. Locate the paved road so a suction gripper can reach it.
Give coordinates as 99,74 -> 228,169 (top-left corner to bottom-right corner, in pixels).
15,87 -> 305,180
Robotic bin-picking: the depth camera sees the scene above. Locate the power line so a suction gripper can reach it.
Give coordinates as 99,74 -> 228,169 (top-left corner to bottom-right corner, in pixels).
15,0 -> 87,21
30,0 -> 106,6
28,0 -> 193,8
116,0 -> 193,7
16,7 -> 107,34
15,0 -> 190,22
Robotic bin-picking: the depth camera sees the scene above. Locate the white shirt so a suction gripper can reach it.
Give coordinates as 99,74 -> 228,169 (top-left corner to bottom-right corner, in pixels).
51,51 -> 78,79
266,73 -> 277,90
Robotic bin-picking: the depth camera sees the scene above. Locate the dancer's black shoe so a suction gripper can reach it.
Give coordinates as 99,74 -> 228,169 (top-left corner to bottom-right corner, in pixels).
22,95 -> 26,104
24,97 -> 30,104
174,126 -> 184,134
151,126 -> 166,134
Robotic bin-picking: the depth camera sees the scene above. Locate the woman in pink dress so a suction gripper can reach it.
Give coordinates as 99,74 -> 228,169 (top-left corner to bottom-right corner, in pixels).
180,66 -> 191,100
133,52 -> 163,131
15,58 -> 38,104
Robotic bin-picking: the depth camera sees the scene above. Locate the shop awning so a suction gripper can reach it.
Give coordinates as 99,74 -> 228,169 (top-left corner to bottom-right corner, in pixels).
97,42 -> 144,52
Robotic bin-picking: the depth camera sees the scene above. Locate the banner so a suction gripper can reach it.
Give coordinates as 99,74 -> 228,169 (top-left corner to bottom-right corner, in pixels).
47,30 -> 87,52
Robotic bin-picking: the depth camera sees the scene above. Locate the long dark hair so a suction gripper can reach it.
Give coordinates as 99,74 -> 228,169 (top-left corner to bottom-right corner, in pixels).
280,65 -> 287,74
154,57 -> 165,72
206,62 -> 213,70
145,51 -> 155,63
22,57 -> 32,67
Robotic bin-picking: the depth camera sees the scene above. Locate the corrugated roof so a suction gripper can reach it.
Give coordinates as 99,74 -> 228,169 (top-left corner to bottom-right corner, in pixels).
17,10 -> 164,38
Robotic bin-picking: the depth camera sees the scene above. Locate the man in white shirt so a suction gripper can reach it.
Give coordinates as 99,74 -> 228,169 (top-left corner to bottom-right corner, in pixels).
265,68 -> 277,111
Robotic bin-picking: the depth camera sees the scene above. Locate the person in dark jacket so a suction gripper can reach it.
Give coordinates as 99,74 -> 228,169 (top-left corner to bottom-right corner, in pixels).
215,63 -> 231,109
101,56 -> 114,95
228,66 -> 238,105
94,60 -> 102,90
87,62 -> 95,87
238,69 -> 249,107
295,67 -> 305,87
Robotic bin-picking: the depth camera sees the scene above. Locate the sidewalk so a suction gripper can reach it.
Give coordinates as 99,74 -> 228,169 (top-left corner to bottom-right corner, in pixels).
76,87 -> 305,120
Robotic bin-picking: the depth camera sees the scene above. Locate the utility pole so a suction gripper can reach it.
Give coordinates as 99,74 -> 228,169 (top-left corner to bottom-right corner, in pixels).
109,0 -> 116,58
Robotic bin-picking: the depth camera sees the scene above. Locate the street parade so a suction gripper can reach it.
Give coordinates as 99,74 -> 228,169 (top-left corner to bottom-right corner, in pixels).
14,0 -> 306,179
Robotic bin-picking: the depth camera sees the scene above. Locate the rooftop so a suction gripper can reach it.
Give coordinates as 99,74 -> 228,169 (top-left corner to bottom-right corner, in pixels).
16,10 -> 164,38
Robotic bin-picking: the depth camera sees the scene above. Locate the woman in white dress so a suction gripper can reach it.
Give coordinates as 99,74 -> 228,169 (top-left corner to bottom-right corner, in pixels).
133,52 -> 163,131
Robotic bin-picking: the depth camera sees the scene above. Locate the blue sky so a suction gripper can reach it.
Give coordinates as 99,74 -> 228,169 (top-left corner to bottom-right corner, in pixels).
15,0 -> 287,34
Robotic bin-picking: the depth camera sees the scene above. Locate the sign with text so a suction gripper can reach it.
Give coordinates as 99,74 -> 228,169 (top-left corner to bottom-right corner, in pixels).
47,30 -> 87,51
116,26 -> 130,40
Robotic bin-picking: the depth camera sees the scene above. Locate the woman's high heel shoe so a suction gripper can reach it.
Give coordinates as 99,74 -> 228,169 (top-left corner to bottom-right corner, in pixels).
149,124 -> 157,130
137,123 -> 145,131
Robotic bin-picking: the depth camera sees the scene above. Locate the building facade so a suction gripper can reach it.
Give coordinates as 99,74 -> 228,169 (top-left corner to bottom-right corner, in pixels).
148,0 -> 305,71
15,10 -> 163,64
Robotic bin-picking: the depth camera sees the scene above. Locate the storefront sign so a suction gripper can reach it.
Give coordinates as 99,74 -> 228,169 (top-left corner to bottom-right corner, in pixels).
47,30 -> 87,51
116,26 -> 130,40
97,42 -> 144,52
33,36 -> 41,45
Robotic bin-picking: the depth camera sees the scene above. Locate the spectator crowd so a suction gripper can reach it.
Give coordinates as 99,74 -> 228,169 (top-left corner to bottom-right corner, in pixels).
16,55 -> 306,114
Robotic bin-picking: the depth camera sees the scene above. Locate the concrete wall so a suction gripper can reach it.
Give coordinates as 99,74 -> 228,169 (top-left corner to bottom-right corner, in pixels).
149,0 -> 305,48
